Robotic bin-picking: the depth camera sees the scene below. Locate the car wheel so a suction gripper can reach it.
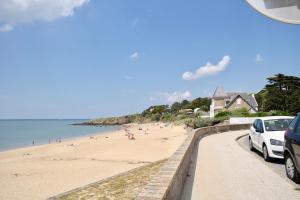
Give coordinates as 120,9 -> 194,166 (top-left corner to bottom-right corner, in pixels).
285,154 -> 300,183
249,138 -> 254,151
263,145 -> 270,162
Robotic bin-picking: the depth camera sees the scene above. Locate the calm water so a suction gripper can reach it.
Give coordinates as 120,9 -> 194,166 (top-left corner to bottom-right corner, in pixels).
0,119 -> 120,151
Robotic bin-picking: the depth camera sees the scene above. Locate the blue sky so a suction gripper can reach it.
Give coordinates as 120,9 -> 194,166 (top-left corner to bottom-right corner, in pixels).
0,0 -> 299,119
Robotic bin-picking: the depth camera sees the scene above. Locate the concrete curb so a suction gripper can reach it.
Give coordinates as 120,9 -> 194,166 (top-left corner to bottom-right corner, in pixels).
235,133 -> 248,141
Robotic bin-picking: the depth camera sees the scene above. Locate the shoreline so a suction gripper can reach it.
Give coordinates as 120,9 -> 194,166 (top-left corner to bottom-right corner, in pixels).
0,122 -> 189,200
0,124 -> 122,153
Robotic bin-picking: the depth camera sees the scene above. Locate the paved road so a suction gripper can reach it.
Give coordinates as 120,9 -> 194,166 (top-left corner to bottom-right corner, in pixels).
237,134 -> 300,187
181,130 -> 300,200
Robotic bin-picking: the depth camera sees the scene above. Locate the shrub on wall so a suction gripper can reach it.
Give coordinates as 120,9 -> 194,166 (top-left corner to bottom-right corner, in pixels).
215,110 -> 232,118
185,117 -> 227,129
231,108 -> 250,117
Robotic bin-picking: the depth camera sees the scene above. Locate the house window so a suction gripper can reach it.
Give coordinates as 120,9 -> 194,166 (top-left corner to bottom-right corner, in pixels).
225,100 -> 230,106
237,98 -> 242,105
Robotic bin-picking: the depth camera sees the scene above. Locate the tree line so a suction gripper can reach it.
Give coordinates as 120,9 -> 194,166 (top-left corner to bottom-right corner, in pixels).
142,73 -> 300,118
256,73 -> 300,115
141,97 -> 211,116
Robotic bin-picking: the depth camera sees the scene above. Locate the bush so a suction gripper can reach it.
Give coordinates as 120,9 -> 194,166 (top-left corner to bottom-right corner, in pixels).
247,112 -> 269,117
160,113 -> 176,122
185,117 -> 227,129
194,110 -> 210,118
231,108 -> 250,117
142,105 -> 170,117
176,114 -> 193,120
267,110 -> 291,116
215,110 -> 232,118
215,108 -> 250,118
247,110 -> 291,117
150,113 -> 162,122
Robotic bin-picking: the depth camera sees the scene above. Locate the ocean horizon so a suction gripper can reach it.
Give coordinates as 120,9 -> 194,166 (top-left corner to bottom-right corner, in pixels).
0,119 -> 121,152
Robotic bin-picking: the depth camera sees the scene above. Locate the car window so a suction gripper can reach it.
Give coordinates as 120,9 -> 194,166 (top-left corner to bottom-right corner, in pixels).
289,116 -> 299,132
264,119 -> 292,131
253,120 -> 258,129
257,120 -> 263,132
260,120 -> 264,132
294,118 -> 300,135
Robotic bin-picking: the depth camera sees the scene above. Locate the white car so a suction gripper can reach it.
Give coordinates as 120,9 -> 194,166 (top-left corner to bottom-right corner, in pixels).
249,116 -> 294,161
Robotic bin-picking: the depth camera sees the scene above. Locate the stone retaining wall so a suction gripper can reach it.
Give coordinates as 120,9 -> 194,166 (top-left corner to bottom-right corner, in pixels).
136,124 -> 250,200
229,117 -> 257,125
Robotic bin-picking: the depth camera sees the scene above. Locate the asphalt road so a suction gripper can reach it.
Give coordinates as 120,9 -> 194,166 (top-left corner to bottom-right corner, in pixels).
237,134 -> 300,188
181,130 -> 300,200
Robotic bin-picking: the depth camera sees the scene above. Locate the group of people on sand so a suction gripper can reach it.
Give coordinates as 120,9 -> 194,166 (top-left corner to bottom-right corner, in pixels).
123,123 -> 174,140
32,138 -> 62,146
124,126 -> 135,140
139,126 -> 149,135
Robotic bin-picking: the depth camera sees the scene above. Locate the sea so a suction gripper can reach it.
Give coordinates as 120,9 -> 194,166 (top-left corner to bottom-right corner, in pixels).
0,119 -> 121,152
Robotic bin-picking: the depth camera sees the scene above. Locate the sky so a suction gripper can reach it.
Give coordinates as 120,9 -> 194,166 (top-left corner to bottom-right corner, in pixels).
0,0 -> 300,119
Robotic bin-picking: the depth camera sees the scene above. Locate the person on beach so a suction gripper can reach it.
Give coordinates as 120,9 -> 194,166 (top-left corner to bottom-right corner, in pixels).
129,133 -> 135,140
125,129 -> 129,136
124,125 -> 129,136
127,132 -> 131,139
126,130 -> 135,140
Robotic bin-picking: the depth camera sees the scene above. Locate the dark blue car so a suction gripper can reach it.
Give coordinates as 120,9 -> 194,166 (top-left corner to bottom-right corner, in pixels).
284,113 -> 300,183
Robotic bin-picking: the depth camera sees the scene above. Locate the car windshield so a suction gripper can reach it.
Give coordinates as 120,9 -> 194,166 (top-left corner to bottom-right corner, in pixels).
264,119 -> 293,132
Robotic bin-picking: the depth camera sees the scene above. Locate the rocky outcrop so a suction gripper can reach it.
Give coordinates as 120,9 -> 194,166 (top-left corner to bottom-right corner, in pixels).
73,115 -> 137,126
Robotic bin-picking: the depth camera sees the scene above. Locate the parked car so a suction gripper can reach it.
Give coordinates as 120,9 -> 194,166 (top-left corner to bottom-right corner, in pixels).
284,113 -> 300,183
249,116 -> 294,161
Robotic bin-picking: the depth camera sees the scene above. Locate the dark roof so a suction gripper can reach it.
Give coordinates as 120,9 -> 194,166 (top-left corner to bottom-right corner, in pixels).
212,86 -> 258,111
213,86 -> 227,98
226,93 -> 258,111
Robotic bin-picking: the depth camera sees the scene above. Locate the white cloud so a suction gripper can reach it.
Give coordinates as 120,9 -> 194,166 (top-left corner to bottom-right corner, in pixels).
129,52 -> 139,59
149,97 -> 157,101
166,91 -> 192,103
149,91 -> 192,104
182,55 -> 231,80
256,54 -> 263,62
0,24 -> 13,32
0,0 -> 89,32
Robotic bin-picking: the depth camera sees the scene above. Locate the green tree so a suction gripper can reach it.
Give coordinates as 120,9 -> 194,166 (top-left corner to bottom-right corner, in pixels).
142,105 -> 169,117
170,100 -> 190,112
171,102 -> 182,113
261,74 -> 300,115
171,98 -> 211,112
287,88 -> 300,114
181,100 -> 190,107
255,90 -> 265,111
182,98 -> 211,111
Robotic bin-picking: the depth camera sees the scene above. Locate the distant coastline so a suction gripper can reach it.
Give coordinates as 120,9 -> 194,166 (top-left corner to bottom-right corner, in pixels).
73,116 -> 134,126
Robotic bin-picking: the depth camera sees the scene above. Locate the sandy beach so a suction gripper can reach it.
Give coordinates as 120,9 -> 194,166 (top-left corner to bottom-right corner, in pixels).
0,123 -> 188,200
